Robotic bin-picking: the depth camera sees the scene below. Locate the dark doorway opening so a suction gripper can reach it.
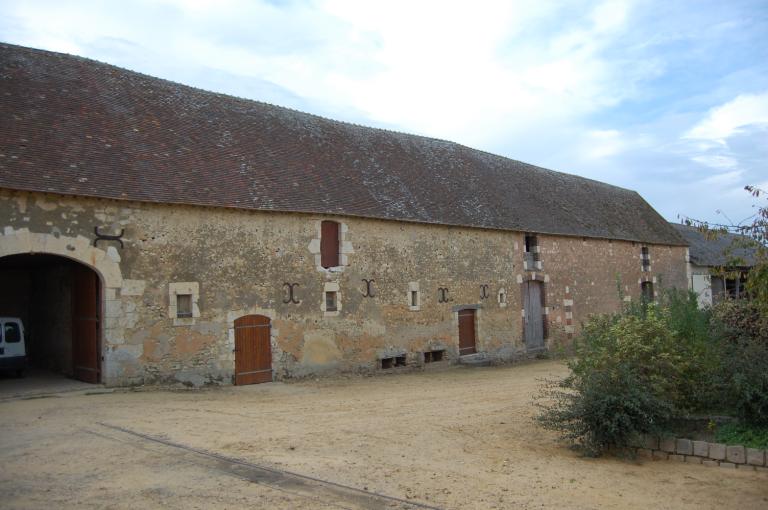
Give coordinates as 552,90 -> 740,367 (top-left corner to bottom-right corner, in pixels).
641,281 -> 654,303
0,254 -> 101,383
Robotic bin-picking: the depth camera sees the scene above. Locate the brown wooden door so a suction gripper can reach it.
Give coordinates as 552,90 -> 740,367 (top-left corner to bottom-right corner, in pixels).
234,315 -> 272,385
523,281 -> 544,350
72,264 -> 100,383
458,309 -> 477,355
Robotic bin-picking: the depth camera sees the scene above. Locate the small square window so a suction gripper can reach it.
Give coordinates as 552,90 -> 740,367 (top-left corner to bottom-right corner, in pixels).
325,291 -> 338,312
176,294 -> 193,318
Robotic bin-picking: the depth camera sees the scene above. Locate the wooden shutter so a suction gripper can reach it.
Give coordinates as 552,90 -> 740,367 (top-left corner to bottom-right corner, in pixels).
320,221 -> 340,268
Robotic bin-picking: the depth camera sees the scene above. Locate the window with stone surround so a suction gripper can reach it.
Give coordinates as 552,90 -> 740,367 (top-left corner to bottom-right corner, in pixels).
168,282 -> 200,325
498,288 -> 507,307
408,282 -> 421,311
524,234 -> 541,271
321,281 -> 341,316
325,291 -> 338,312
641,246 -> 650,272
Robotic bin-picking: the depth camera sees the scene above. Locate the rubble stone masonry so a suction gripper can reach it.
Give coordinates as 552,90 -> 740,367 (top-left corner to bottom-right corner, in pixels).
0,189 -> 688,386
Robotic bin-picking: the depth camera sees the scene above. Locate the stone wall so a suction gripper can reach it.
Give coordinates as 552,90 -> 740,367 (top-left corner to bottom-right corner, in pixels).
635,435 -> 768,471
0,189 -> 688,386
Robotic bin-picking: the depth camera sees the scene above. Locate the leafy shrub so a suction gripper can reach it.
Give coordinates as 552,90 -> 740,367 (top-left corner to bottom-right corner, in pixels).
535,290 -> 722,455
535,364 -> 675,456
536,304 -> 691,455
710,299 -> 768,344
535,289 -> 768,455
710,299 -> 768,426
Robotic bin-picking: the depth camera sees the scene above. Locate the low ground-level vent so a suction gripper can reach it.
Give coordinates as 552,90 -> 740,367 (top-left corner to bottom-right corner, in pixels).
423,350 -> 445,363
381,356 -> 407,369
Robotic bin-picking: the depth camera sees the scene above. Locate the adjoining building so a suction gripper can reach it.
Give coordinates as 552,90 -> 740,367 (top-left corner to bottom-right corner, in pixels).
0,43 -> 689,387
672,223 -> 757,307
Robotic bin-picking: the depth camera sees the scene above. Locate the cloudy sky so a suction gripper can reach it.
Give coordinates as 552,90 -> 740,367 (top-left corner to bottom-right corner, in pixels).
1,0 -> 766,225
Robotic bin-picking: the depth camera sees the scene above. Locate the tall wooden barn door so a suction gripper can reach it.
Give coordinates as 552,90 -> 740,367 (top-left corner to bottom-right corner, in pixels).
234,315 -> 273,385
523,281 -> 544,351
458,309 -> 477,355
72,265 -> 101,383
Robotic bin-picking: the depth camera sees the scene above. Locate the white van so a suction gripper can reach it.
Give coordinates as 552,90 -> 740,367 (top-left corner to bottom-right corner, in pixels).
0,317 -> 26,377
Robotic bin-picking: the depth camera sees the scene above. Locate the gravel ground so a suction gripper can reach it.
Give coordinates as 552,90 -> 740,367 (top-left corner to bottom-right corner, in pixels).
1,360 -> 766,509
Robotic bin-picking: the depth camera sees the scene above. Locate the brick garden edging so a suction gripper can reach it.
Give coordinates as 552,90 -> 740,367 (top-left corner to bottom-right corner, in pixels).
633,435 -> 768,471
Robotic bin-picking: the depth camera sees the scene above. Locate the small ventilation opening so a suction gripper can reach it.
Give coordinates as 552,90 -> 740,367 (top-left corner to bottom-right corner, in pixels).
381,356 -> 407,369
411,290 -> 418,307
176,294 -> 192,318
423,349 -> 445,363
325,291 -> 337,312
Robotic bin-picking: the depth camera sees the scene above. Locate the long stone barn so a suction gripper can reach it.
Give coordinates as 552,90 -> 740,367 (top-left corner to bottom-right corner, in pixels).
0,43 -> 689,387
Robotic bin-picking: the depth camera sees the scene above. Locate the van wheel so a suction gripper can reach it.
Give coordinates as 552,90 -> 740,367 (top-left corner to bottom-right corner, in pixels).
15,369 -> 24,378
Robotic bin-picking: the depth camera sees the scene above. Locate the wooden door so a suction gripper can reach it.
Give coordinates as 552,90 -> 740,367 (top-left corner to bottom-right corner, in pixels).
458,309 -> 477,355
72,264 -> 100,383
234,315 -> 272,385
524,281 -> 544,350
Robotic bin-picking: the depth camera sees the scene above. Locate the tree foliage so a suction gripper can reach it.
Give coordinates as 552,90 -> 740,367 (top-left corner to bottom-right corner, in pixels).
680,185 -> 768,312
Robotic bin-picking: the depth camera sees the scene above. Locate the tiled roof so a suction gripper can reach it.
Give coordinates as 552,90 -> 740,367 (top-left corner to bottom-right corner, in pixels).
0,43 -> 687,245
672,224 -> 757,267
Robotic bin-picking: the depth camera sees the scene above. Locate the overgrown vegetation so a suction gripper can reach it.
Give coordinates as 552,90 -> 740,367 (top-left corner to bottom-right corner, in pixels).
535,290 -> 768,456
715,422 -> 768,449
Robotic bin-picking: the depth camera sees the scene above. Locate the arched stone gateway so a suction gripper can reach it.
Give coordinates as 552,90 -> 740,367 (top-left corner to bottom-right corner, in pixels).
0,228 -> 124,384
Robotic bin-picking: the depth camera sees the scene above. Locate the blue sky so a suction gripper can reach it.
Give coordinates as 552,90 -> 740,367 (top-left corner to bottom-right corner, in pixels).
1,0 -> 766,226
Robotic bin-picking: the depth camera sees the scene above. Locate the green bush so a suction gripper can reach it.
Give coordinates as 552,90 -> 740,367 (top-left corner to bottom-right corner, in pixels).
714,422 -> 768,449
535,290 -> 768,455
536,302 -> 691,455
710,300 -> 768,426
535,364 -> 675,456
535,290 -> 722,455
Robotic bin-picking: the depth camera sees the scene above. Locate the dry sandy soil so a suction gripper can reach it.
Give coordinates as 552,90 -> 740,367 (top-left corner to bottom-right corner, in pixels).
1,360 -> 766,509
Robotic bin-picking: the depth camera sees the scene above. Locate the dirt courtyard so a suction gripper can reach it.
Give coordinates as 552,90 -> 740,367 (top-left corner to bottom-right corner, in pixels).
1,360 -> 765,509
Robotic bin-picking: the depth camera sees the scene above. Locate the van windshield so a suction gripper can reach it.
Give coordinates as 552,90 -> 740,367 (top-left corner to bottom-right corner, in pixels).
4,322 -> 21,343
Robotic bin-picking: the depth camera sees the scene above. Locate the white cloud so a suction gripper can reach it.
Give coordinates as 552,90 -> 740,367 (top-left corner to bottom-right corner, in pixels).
691,154 -> 738,170
684,91 -> 768,142
582,129 -> 626,159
